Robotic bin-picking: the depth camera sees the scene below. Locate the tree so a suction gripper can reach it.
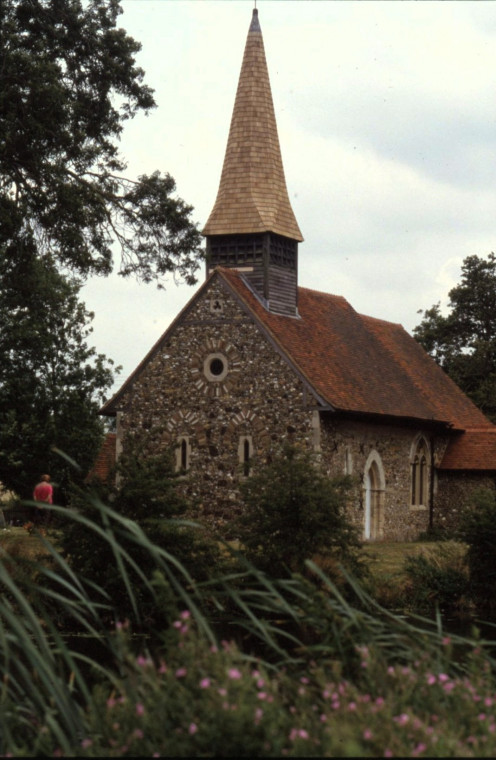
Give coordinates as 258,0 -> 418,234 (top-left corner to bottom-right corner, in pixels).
0,0 -> 202,285
414,253 -> 496,422
458,488 -> 496,611
0,241 -> 115,500
0,0 -> 204,497
62,439 -> 226,628
235,445 -> 362,577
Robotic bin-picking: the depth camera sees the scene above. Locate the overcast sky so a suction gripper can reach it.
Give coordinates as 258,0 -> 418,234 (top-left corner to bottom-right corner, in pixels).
82,0 -> 496,396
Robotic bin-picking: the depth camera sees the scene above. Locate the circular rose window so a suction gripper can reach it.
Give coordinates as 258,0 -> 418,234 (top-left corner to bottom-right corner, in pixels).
203,353 -> 229,382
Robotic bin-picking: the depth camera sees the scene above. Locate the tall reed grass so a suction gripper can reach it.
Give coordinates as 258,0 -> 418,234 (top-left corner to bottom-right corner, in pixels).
1,490 -> 496,756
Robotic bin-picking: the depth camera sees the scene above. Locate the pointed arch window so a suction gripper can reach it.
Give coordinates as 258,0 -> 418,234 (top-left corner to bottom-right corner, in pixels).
411,437 -> 429,508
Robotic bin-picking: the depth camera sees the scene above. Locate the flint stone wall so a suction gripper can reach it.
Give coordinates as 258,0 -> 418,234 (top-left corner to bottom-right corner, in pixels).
115,279 -> 317,533
433,471 -> 495,533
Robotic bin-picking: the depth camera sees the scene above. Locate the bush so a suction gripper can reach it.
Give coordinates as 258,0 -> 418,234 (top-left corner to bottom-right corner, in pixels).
234,445 -> 363,579
458,488 -> 496,610
402,542 -> 469,614
61,445 -> 227,629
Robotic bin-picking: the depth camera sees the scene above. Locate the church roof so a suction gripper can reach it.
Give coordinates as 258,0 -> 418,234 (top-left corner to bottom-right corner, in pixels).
438,428 -> 496,470
218,267 -> 493,432
202,8 -> 303,241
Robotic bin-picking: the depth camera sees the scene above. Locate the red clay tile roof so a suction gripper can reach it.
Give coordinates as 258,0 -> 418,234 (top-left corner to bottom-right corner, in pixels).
440,428 -> 496,470
219,268 -> 493,430
86,433 -> 116,484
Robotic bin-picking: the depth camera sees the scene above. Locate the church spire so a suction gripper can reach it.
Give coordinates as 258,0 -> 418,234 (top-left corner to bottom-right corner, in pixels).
203,8 -> 303,316
203,8 -> 302,240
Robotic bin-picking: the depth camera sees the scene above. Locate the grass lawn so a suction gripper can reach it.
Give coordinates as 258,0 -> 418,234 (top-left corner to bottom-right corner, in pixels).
0,525 -> 55,560
361,540 -> 467,586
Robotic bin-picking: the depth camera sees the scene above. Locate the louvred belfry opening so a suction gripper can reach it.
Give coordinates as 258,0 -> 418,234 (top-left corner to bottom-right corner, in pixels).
203,8 -> 303,316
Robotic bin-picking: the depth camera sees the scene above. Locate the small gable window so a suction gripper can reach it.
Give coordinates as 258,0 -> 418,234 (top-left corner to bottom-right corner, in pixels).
238,435 -> 253,477
176,436 -> 191,473
411,437 -> 429,508
204,353 -> 229,382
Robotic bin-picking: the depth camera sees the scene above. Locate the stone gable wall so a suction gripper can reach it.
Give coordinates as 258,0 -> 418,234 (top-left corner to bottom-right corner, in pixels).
115,277 -> 318,532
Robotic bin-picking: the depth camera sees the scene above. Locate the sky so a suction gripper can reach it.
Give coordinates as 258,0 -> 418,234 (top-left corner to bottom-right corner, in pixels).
81,0 -> 496,397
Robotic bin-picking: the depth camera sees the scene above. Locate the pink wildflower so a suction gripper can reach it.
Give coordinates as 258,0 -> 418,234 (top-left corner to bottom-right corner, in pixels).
257,691 -> 268,700
290,728 -> 309,741
363,729 -> 373,740
394,713 -> 409,726
438,673 -> 449,683
106,697 -> 116,708
180,610 -> 191,620
135,703 -> 145,716
133,728 -> 144,740
348,701 -> 357,711
81,739 -> 92,749
412,743 -> 427,757
189,722 -> 198,735
175,667 -> 187,678
228,668 -> 242,680
200,677 -> 211,689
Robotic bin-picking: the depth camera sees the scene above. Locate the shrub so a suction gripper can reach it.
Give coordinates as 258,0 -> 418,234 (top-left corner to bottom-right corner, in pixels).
458,488 -> 496,610
235,445 -> 363,579
402,542 -> 469,614
61,445 -> 227,629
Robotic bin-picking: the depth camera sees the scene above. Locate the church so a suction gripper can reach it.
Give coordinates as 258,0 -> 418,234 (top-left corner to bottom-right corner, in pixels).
100,8 -> 496,541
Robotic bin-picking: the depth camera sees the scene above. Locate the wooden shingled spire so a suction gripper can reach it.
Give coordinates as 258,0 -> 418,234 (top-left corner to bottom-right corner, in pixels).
203,8 -> 302,240
204,8 -> 303,316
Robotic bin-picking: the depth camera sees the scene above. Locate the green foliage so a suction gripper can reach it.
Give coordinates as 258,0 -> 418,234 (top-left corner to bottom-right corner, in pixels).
402,543 -> 469,614
4,486 -> 496,756
458,488 -> 496,609
414,252 -> 496,421
62,445 -> 225,628
0,245 -> 115,500
72,625 -> 496,758
235,445 -> 363,578
1,0 -> 202,284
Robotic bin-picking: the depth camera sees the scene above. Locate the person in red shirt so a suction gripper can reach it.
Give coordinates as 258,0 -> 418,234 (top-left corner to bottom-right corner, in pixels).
33,474 -> 53,525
